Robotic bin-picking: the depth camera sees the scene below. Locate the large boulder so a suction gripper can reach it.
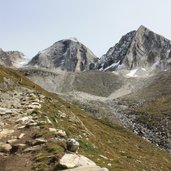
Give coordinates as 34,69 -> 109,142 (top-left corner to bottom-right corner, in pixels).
59,153 -> 80,168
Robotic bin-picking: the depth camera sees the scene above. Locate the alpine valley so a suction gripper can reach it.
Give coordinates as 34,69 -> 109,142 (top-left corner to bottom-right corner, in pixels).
1,25 -> 171,171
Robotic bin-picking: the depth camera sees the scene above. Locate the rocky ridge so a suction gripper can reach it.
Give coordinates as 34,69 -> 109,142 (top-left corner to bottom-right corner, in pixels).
0,48 -> 27,68
98,25 -> 171,71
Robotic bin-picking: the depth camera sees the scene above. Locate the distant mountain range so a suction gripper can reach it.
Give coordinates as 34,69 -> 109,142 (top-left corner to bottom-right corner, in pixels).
1,25 -> 171,73
0,48 -> 28,68
1,25 -> 171,154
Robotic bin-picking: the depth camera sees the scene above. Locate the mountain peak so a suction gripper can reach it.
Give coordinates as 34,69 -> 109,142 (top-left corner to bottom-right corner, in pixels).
28,39 -> 97,72
98,25 -> 171,72
68,37 -> 79,42
137,25 -> 148,30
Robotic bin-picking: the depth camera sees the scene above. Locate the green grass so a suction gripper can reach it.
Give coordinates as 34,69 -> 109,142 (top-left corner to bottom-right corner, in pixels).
37,96 -> 171,171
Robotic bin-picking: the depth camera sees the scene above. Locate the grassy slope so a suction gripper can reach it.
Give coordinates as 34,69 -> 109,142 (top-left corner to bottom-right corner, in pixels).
1,65 -> 171,171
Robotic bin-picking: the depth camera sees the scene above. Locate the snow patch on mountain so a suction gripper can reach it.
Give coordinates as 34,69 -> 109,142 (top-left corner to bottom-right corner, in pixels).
126,69 -> 138,77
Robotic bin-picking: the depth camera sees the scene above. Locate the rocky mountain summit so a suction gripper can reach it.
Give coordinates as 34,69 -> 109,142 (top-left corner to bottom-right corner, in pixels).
99,25 -> 171,71
0,48 -> 27,68
28,38 -> 97,72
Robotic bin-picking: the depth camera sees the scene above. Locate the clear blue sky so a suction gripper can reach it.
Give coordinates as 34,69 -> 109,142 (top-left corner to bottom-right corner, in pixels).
1,0 -> 171,58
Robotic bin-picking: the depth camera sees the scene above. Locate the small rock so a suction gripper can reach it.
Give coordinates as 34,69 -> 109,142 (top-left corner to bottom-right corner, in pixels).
66,138 -> 79,153
0,142 -> 12,152
26,121 -> 37,126
17,125 -> 26,129
28,103 -> 41,109
0,129 -> 14,139
16,116 -> 31,124
15,143 -> 26,148
18,133 -> 25,139
55,129 -> 66,137
57,111 -> 67,118
0,107 -> 12,115
24,145 -> 40,152
107,163 -> 112,166
45,116 -> 52,124
99,155 -> 108,160
7,139 -> 18,144
38,121 -> 47,125
49,128 -> 57,132
34,138 -> 47,145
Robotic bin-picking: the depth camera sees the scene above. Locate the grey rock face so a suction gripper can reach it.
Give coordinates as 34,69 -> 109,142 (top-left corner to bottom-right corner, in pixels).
100,25 -> 171,71
98,30 -> 136,71
0,49 -> 27,68
28,39 -> 98,72
125,26 -> 171,70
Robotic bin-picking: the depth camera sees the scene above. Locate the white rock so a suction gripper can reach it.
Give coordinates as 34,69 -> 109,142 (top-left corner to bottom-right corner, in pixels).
16,116 -> 32,124
99,168 -> 109,171
59,153 -> 80,168
14,143 -> 26,148
99,155 -> 108,160
18,133 -> 25,139
55,129 -> 66,137
35,138 -> 47,144
17,125 -> 26,129
0,129 -> 14,139
49,128 -> 57,132
0,107 -> 13,115
0,142 -> 12,152
65,166 -> 101,171
7,139 -> 18,144
76,155 -> 96,167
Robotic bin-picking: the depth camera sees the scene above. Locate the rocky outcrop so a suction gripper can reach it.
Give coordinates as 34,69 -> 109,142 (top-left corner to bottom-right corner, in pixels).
98,31 -> 136,71
0,48 -> 27,68
100,25 -> 171,71
28,38 -> 98,72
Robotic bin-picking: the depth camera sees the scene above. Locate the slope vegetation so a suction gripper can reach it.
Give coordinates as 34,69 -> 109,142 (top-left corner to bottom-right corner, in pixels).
0,66 -> 171,171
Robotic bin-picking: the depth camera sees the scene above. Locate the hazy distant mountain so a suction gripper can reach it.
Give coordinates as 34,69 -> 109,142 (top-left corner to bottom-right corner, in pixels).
0,48 -> 27,68
99,25 -> 171,71
28,38 -> 98,72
